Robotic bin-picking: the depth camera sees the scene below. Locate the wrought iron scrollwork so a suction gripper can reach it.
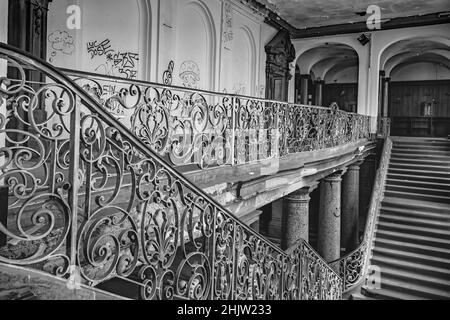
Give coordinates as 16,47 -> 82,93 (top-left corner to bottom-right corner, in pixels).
0,43 -> 346,300
67,71 -> 370,169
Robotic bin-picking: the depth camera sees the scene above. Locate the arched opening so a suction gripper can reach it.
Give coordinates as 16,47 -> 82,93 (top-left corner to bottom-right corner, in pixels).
294,43 -> 359,112
174,0 -> 216,91
380,37 -> 450,137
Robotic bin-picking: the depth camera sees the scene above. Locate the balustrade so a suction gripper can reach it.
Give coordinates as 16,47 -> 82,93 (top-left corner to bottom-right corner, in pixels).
0,42 -> 345,300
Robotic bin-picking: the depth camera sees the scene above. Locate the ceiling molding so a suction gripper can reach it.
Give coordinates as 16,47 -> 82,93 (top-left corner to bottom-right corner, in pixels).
291,12 -> 450,39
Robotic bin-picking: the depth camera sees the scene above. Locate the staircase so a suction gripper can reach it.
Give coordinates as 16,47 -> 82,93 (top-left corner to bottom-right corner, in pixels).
362,137 -> 450,300
0,42 -> 344,300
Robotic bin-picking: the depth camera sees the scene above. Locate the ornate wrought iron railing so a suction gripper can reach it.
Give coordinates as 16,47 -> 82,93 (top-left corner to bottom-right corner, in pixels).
59,68 -> 371,170
330,137 -> 392,292
377,117 -> 391,138
0,43 -> 342,299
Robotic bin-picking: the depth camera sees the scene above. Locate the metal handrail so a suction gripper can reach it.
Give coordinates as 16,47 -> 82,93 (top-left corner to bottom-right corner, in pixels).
0,42 -> 342,300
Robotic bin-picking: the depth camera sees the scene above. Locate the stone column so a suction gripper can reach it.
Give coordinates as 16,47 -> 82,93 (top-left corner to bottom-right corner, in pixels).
282,186 -> 316,249
341,162 -> 362,253
300,74 -> 310,105
382,77 -> 390,118
318,172 -> 342,262
314,80 -> 324,106
378,71 -> 385,118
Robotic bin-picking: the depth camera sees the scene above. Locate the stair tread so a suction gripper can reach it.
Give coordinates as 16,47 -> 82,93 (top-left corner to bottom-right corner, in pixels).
375,229 -> 450,246
386,178 -> 450,188
390,154 -> 450,161
387,167 -> 450,176
372,246 -> 450,265
371,253 -> 450,275
377,221 -> 450,238
374,277 -> 450,298
382,196 -> 450,211
384,190 -> 450,203
390,162 -> 450,170
378,265 -> 450,287
381,205 -> 450,220
375,237 -> 450,255
390,157 -> 450,165
385,184 -> 450,196
379,212 -> 450,228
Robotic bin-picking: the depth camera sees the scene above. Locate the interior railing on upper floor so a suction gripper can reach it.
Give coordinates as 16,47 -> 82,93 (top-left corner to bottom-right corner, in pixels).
0,42 -> 343,300
60,68 -> 372,171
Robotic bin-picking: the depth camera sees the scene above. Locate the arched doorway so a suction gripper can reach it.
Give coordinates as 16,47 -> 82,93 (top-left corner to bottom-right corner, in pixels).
380,37 -> 450,137
294,43 -> 359,112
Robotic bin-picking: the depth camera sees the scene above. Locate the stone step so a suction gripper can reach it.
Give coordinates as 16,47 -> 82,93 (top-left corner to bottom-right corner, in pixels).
389,162 -> 450,173
371,253 -> 450,279
393,144 -> 450,152
381,196 -> 450,214
385,178 -> 450,192
386,172 -> 450,185
378,211 -> 450,231
376,276 -> 450,299
377,221 -> 450,241
377,265 -> 450,292
390,151 -> 450,162
384,190 -> 450,204
387,167 -> 450,179
390,157 -> 450,167
392,137 -> 450,146
380,205 -> 450,222
372,246 -> 450,269
375,229 -> 450,250
374,237 -> 450,259
390,148 -> 450,157
384,184 -> 450,198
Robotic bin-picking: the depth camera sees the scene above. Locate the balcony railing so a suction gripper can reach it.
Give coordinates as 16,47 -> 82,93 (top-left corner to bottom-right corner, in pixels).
61,69 -> 371,170
0,42 -> 344,300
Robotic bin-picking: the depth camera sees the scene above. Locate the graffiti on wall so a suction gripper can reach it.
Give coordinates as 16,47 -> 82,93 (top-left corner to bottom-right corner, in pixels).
86,39 -> 114,58
86,39 -> 139,79
162,60 -> 175,85
179,61 -> 200,89
48,30 -> 75,63
222,2 -> 233,50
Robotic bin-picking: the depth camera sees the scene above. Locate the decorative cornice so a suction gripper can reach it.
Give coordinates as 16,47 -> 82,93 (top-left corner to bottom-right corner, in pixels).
292,12 -> 450,39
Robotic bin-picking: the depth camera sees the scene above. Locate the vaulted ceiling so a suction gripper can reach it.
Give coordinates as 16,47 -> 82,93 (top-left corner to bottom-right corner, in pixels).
257,0 -> 450,29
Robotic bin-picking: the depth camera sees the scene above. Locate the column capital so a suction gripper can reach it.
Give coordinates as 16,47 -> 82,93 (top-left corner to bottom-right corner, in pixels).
314,79 -> 325,85
324,171 -> 343,183
349,160 -> 364,171
379,70 -> 385,77
285,185 -> 317,203
300,74 -> 311,79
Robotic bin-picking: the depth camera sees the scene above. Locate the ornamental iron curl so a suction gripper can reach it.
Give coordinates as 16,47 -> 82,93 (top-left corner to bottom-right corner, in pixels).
0,43 -> 345,300
65,70 -> 371,169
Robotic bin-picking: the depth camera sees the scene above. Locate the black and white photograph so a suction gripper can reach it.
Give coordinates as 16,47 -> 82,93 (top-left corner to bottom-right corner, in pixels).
0,0 -> 449,304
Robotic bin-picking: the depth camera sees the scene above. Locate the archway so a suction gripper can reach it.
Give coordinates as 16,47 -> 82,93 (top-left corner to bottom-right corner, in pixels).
295,43 -> 359,112
379,37 -> 450,137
